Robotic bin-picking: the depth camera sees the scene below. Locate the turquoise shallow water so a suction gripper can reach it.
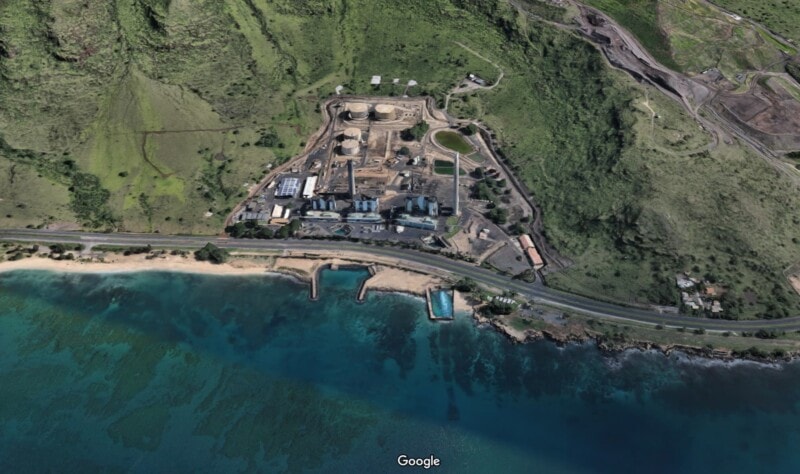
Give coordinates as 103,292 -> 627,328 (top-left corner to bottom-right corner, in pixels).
1,269 -> 800,473
430,289 -> 454,318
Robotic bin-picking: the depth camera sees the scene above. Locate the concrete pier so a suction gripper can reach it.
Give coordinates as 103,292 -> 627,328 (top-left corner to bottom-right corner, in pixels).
356,265 -> 377,303
425,287 -> 437,320
309,269 -> 319,301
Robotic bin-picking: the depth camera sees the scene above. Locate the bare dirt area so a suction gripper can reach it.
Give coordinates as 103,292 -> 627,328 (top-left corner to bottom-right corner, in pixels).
711,76 -> 800,149
790,275 -> 800,296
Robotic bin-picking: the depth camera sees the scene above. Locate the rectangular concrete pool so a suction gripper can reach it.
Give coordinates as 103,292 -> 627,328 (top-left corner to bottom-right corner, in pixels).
429,289 -> 454,320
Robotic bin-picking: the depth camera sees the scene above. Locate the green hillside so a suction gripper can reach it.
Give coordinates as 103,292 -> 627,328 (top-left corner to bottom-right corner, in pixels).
582,0 -> 795,77
711,0 -> 800,43
1,0 -> 798,318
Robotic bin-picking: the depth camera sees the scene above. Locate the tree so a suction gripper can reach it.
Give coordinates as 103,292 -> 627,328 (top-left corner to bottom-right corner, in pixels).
513,269 -> 536,283
508,222 -> 526,235
195,243 -> 229,264
401,121 -> 430,141
487,299 -> 514,315
486,207 -> 508,225
472,181 -> 495,201
277,225 -> 291,239
398,146 -> 411,156
49,243 -> 66,254
254,128 -> 282,148
461,123 -> 478,136
255,226 -> 274,239
454,277 -> 477,292
228,221 -> 250,238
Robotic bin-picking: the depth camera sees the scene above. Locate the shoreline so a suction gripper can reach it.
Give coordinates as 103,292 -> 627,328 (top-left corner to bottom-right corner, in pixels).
1,252 -> 797,364
476,311 -> 800,365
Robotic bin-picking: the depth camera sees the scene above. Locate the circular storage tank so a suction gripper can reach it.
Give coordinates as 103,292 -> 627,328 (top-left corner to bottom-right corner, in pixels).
348,103 -> 369,120
374,104 -> 396,121
342,127 -> 361,141
341,139 -> 360,156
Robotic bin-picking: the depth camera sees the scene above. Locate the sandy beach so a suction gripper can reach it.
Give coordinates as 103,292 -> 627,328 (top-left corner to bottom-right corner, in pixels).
361,267 -> 444,296
0,253 -> 276,276
0,253 -> 468,309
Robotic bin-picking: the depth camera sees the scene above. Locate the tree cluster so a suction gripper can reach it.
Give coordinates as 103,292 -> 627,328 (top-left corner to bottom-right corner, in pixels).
194,243 -> 229,264
401,121 -> 430,141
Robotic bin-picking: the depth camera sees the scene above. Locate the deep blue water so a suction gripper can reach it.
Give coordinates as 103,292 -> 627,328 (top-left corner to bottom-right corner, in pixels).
1,269 -> 800,473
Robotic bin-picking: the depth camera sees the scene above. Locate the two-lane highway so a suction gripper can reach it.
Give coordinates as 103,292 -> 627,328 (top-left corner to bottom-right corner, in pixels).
2,229 -> 800,332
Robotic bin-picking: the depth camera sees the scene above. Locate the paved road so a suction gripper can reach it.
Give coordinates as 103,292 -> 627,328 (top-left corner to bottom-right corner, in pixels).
2,229 -> 800,332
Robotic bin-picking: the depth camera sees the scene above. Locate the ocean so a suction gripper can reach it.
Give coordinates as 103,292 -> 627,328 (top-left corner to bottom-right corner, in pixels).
1,268 -> 799,473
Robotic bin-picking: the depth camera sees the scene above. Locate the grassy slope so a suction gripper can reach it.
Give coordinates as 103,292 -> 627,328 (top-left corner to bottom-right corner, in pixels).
659,0 -> 790,77
0,159 -> 74,228
583,0 -> 792,77
709,0 -> 800,43
581,0 -> 680,70
0,0 -> 798,318
446,6 -> 800,319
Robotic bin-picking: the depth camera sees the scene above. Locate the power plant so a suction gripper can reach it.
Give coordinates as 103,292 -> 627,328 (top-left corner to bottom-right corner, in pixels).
235,95 -> 545,286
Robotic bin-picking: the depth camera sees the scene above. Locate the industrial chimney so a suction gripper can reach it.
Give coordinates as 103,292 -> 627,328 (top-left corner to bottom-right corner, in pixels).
347,159 -> 356,199
454,152 -> 461,216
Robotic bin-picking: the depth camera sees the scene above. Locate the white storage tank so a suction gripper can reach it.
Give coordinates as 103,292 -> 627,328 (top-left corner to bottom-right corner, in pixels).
374,104 -> 396,121
341,139 -> 360,156
348,103 -> 369,120
342,127 -> 361,141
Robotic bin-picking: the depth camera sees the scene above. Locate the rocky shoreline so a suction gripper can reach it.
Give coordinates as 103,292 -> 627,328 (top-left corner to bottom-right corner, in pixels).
474,312 -> 800,364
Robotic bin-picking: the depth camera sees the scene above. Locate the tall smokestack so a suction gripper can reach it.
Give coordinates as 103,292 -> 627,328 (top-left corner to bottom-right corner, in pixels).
454,152 -> 461,216
347,159 -> 356,199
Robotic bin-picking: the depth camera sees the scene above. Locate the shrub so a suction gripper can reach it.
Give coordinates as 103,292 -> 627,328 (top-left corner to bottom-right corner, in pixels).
401,121 -> 430,141
194,243 -> 229,264
453,277 -> 477,292
461,123 -> 478,136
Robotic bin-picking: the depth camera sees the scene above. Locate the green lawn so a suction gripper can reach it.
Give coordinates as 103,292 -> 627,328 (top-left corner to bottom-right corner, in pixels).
433,160 -> 466,176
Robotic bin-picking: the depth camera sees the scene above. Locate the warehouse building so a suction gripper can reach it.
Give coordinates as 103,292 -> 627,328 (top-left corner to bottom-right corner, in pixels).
518,234 -> 545,270
346,212 -> 382,223
275,177 -> 300,198
395,214 -> 438,230
302,176 -> 318,199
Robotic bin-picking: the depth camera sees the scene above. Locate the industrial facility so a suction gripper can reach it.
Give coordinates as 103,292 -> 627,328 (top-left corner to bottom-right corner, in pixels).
231,96 -> 540,275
